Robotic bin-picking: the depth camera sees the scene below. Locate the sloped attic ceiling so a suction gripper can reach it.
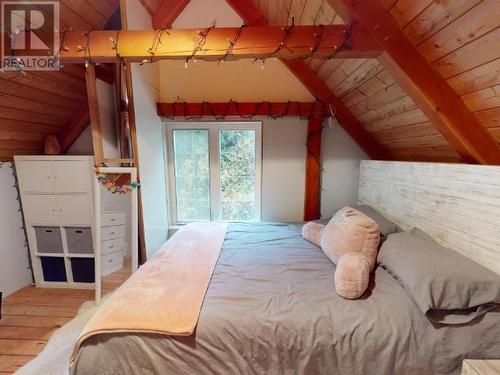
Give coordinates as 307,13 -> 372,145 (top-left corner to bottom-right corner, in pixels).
1,0 -> 499,164
0,0 -> 119,160
249,0 -> 500,163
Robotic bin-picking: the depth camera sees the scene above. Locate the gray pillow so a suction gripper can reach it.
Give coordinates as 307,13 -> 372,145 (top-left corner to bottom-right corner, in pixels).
355,205 -> 399,237
378,228 -> 500,324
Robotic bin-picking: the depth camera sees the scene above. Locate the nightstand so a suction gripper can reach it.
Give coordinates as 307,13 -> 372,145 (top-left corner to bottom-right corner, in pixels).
462,360 -> 500,374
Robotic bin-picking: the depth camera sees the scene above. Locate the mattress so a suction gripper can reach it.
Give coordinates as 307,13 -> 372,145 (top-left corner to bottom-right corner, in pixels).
72,223 -> 500,375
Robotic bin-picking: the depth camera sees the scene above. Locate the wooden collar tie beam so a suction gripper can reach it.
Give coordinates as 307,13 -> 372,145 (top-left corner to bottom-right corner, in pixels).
157,101 -> 326,119
54,24 -> 382,64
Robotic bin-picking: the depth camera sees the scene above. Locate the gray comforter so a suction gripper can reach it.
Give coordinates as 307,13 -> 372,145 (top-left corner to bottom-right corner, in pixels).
72,223 -> 500,375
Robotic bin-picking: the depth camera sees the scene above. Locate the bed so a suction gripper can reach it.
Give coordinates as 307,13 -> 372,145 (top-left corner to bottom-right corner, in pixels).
71,222 -> 500,375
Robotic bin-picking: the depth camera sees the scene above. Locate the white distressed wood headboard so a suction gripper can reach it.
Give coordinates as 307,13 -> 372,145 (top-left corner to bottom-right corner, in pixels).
358,160 -> 500,274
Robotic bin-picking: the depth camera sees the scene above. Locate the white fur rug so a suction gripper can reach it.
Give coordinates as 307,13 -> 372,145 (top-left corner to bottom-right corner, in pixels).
15,296 -> 108,375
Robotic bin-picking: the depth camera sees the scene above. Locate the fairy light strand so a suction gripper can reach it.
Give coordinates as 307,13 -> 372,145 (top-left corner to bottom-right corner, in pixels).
219,25 -> 246,64
301,24 -> 324,60
185,22 -> 216,68
326,23 -> 353,60
255,21 -> 295,68
162,100 -> 329,121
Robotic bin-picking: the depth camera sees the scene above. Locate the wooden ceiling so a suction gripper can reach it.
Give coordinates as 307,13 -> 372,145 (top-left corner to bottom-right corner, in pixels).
0,0 -> 118,160
251,0 -> 500,163
1,0 -> 499,164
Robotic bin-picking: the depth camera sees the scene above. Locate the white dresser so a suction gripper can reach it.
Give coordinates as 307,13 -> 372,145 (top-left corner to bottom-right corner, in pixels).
14,155 -> 128,288
101,212 -> 127,276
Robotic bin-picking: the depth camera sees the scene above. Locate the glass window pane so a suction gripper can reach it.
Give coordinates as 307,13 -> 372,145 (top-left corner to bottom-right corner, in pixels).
173,129 -> 210,221
219,130 -> 256,221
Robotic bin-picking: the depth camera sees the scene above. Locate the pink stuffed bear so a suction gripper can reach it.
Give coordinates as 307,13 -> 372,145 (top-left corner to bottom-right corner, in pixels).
302,207 -> 380,299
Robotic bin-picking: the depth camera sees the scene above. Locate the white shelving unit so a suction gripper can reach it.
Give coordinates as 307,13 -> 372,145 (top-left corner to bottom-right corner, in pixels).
15,156 -> 98,289
15,156 -> 138,300
14,156 -> 95,288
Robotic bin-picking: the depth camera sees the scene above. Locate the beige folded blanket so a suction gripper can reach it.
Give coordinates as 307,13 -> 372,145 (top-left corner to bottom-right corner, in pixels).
70,222 -> 228,364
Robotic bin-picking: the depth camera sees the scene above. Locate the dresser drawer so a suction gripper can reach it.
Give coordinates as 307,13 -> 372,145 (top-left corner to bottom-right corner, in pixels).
101,249 -> 124,276
101,225 -> 125,241
101,213 -> 126,227
101,238 -> 125,256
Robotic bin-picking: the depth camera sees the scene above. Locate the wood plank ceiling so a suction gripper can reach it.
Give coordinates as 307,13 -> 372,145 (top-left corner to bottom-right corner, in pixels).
1,0 -> 499,164
0,0 -> 118,160
251,0 -> 500,163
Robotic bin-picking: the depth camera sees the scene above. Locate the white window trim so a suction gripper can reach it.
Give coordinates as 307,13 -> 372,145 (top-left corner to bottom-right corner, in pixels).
164,121 -> 262,225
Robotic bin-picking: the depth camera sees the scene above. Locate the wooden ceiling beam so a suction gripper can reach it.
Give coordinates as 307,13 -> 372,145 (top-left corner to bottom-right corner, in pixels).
153,0 -> 191,29
157,101 -> 325,118
54,25 -> 381,64
327,0 -> 500,164
223,0 -> 388,160
57,105 -> 90,153
95,64 -> 115,84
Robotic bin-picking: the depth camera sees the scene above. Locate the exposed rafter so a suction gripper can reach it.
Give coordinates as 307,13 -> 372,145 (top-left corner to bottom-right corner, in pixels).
326,0 -> 500,165
224,0 -> 267,26
153,0 -> 191,29
283,59 -> 388,159
56,25 -> 381,64
57,105 -> 90,153
85,64 -> 104,164
223,0 -> 388,160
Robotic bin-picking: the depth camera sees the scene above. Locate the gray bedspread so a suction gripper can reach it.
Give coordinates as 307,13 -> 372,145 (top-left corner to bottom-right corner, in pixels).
72,223 -> 500,375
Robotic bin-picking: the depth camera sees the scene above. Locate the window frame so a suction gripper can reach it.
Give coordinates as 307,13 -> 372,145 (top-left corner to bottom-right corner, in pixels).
165,121 -> 262,225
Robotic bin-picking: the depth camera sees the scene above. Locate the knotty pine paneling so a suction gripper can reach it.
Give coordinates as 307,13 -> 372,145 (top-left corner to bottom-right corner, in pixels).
358,160 -> 500,273
0,0 -> 118,160
388,0 -> 500,147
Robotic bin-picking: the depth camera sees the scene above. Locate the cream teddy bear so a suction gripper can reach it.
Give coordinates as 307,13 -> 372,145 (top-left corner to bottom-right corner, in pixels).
302,207 -> 380,299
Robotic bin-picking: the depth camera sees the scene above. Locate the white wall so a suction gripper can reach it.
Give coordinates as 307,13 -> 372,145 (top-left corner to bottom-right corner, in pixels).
126,0 -> 169,257
172,0 -> 242,28
161,0 -> 314,103
320,121 -> 368,218
67,126 -> 92,155
0,163 -> 32,296
67,79 -> 120,156
261,117 -> 307,221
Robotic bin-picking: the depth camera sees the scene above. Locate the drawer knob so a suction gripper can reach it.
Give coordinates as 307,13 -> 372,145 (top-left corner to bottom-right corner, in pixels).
110,232 -> 115,235
110,218 -> 116,222
107,259 -> 113,263
109,245 -> 114,249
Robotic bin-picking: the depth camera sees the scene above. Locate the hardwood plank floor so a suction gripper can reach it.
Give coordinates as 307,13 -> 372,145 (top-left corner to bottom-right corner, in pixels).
0,261 -> 131,374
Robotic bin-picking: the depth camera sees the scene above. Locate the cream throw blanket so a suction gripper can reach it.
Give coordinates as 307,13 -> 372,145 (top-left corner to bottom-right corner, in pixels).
70,222 -> 228,364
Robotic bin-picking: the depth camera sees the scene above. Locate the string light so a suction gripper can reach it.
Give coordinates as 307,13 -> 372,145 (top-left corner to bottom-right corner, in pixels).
219,25 -> 245,65
2,22 -> 354,75
141,28 -> 169,65
326,23 -> 353,60
185,22 -> 216,68
162,99 -> 329,121
255,22 -> 295,68
301,24 -> 324,60
109,30 -> 121,62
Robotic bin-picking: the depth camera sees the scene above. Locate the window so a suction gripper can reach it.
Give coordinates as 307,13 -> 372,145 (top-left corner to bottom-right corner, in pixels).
166,122 -> 262,224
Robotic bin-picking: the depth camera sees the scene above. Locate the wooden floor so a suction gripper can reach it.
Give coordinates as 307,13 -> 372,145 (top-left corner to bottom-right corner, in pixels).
0,264 -> 131,374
